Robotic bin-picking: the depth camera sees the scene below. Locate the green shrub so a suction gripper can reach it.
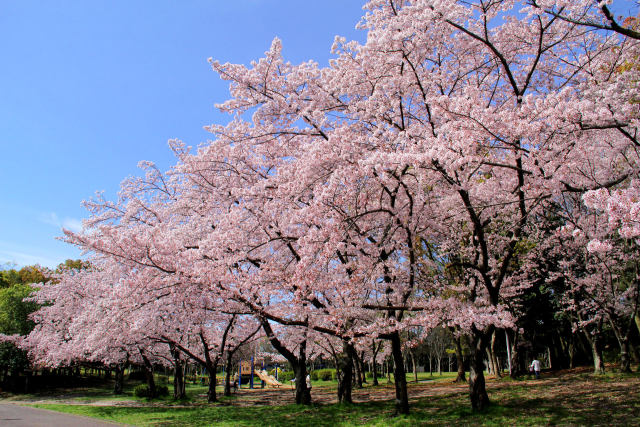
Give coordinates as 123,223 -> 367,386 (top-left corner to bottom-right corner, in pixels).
278,371 -> 295,382
157,385 -> 169,396
313,369 -> 333,381
365,371 -> 373,379
134,384 -> 151,398
134,384 -> 169,398
310,371 -> 318,381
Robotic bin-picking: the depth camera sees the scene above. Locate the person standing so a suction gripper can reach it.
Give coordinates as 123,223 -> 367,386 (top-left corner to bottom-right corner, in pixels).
530,359 -> 541,379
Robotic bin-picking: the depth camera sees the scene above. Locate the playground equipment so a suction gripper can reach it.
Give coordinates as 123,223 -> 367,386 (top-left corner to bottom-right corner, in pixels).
255,369 -> 282,387
237,357 -> 282,389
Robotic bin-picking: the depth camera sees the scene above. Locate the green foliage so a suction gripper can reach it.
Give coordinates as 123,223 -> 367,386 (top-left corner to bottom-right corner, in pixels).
0,283 -> 39,335
133,384 -> 152,398
133,384 -> 169,398
312,368 -> 334,381
277,371 -> 295,382
0,273 -> 41,376
55,259 -> 91,273
0,341 -> 29,374
0,269 -> 20,288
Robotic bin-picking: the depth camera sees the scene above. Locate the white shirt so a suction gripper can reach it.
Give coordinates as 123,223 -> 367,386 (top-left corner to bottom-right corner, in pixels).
531,360 -> 541,371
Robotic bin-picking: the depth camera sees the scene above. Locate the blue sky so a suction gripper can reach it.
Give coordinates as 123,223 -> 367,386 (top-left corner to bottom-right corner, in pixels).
0,1 -> 366,268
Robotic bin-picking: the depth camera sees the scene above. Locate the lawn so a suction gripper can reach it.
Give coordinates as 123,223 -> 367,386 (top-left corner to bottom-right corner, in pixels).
9,368 -> 639,426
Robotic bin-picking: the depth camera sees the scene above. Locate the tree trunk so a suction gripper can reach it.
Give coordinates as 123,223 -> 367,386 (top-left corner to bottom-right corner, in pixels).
618,335 -> 632,373
359,351 -> 367,384
610,316 -> 633,373
139,349 -> 157,399
410,351 -> 418,382
352,345 -> 363,389
207,361 -> 218,403
509,330 -> 522,379
580,318 -> 606,375
469,328 -> 491,412
372,342 -> 379,386
293,362 -> 311,404
591,337 -> 605,374
490,330 -> 501,378
261,319 -> 310,405
170,345 -> 185,400
454,335 -> 466,383
336,342 -> 353,403
224,352 -> 233,397
113,362 -> 126,395
390,331 -> 409,415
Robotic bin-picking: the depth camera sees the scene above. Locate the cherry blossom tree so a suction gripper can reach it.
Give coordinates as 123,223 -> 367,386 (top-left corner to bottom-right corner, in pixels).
21,0 -> 640,415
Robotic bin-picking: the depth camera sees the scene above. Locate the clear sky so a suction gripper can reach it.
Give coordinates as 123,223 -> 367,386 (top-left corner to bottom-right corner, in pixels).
0,1 -> 366,268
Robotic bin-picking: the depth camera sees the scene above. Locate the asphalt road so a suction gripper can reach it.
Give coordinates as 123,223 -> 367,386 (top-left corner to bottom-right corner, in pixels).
0,403 -> 122,426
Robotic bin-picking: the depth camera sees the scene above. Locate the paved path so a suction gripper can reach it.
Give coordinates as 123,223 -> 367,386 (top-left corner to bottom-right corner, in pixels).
0,403 -> 122,426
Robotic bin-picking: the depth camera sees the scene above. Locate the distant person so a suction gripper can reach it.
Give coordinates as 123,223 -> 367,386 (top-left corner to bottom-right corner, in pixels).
306,374 -> 312,391
233,372 -> 239,391
530,358 -> 541,379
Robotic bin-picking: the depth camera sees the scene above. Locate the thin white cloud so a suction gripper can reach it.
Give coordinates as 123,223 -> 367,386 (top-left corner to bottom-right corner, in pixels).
62,218 -> 83,233
0,248 -> 59,268
39,212 -> 60,227
38,212 -> 83,233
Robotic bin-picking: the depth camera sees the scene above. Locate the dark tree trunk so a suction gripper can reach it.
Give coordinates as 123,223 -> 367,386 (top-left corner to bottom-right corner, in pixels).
453,335 -> 466,383
359,351 -> 367,384
336,342 -> 353,403
207,361 -> 218,403
224,352 -> 233,396
170,345 -> 185,400
139,349 -> 157,399
390,331 -> 409,415
261,319 -> 310,404
613,323 -> 632,373
410,351 -> 418,382
352,345 -> 363,389
509,330 -> 522,379
113,362 -> 126,395
372,359 -> 379,386
293,361 -> 311,404
469,328 -> 491,412
372,341 -> 380,386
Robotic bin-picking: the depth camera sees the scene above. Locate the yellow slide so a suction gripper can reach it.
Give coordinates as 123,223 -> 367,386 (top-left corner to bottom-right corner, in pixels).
255,369 -> 283,387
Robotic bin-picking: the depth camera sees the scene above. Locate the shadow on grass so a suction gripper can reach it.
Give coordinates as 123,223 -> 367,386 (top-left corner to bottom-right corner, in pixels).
26,370 -> 640,426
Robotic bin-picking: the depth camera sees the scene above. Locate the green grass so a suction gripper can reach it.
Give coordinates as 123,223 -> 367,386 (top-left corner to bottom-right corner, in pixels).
26,398 -> 518,427
19,369 -> 640,426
